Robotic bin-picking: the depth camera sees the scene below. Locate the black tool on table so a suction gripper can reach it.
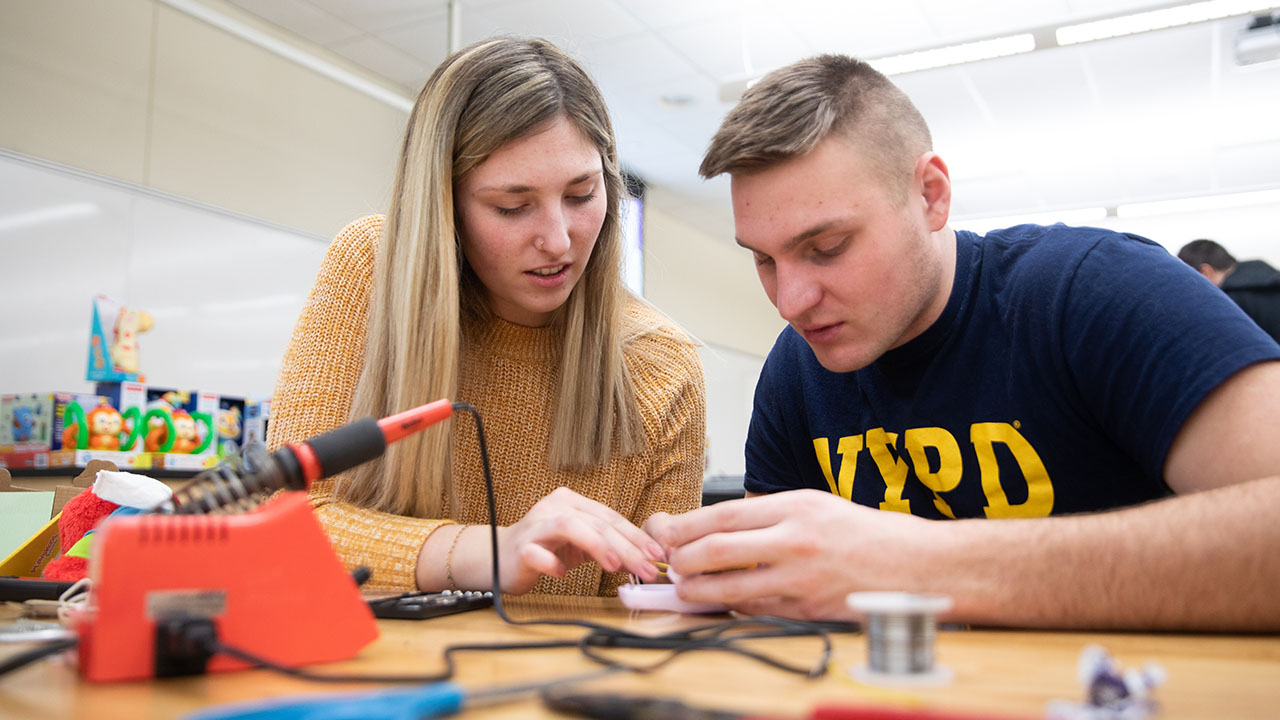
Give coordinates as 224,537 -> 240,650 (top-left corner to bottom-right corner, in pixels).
0,576 -> 76,602
367,590 -> 494,620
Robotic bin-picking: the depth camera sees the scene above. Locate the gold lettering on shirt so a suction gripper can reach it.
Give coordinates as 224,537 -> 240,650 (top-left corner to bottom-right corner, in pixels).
812,435 -> 862,500
904,427 -> 962,519
866,428 -> 911,514
809,422 -> 1054,518
971,422 -> 1054,517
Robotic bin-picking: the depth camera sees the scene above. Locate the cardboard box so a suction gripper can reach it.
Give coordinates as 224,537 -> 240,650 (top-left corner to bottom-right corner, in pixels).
244,397 -> 271,448
85,295 -> 152,383
2,384 -> 249,472
96,383 -> 245,470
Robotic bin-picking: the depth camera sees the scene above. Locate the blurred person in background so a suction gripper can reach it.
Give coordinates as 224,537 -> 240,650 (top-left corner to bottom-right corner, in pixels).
1178,238 -> 1280,344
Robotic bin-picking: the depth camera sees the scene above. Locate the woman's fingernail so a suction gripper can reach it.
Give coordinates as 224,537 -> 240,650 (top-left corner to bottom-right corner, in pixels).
647,542 -> 665,561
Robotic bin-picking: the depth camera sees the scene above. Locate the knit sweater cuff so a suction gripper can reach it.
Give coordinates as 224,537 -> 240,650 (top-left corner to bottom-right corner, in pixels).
308,482 -> 455,592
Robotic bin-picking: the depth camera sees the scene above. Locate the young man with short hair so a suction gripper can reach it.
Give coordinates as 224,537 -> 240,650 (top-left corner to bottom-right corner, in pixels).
646,55 -> 1280,631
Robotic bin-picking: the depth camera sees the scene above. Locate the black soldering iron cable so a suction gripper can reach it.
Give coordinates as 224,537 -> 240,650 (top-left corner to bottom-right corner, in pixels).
0,638 -> 78,678
0,404 -> 841,684
452,402 -> 840,678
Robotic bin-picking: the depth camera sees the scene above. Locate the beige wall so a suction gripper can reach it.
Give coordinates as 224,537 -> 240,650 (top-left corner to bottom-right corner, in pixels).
644,203 -> 783,358
0,0 -> 406,239
1,0 -> 780,360
1,0 -> 778,473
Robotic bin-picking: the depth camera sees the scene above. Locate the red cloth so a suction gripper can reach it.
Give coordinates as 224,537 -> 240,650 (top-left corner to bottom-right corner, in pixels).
42,487 -> 119,581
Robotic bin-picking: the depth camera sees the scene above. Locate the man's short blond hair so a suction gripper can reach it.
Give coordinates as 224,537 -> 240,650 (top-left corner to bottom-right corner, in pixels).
700,55 -> 932,199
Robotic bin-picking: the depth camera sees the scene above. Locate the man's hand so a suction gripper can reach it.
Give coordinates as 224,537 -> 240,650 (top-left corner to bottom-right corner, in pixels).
645,490 -> 939,620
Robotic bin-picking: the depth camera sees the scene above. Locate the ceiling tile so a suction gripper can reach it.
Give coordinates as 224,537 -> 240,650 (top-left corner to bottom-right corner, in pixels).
1214,140 -> 1280,190
1028,168 -> 1125,210
1059,0 -> 1186,17
894,66 -> 992,140
329,34 -> 433,91
915,0 -> 1073,41
784,0 -> 938,58
1080,23 -> 1214,111
300,0 -> 445,34
229,0 -> 363,45
577,31 -> 696,89
615,0 -> 742,31
949,172 -> 1045,216
1117,147 -> 1214,200
605,71 -> 724,144
661,14 -> 811,80
963,46 -> 1095,129
214,0 -> 1280,239
454,0 -> 644,49
378,15 -> 451,67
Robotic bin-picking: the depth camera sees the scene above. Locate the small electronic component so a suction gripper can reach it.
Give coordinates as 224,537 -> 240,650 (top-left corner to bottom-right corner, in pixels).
367,590 -> 494,620
1046,644 -> 1165,720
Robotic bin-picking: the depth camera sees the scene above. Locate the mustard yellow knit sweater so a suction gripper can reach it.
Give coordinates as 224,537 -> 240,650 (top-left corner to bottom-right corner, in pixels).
267,216 -> 706,596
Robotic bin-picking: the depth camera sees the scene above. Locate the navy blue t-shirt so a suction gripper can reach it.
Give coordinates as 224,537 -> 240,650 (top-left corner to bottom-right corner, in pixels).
745,224 -> 1280,518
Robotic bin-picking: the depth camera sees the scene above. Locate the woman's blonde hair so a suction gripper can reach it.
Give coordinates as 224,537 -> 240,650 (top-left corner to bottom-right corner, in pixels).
339,37 -> 647,518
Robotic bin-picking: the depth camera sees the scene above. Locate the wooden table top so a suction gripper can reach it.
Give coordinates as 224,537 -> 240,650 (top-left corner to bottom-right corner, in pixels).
2,595 -> 1278,720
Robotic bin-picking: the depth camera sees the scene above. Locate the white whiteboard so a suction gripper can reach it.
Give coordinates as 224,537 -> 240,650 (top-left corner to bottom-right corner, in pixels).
698,342 -> 765,479
0,150 -> 329,398
0,150 -> 768,477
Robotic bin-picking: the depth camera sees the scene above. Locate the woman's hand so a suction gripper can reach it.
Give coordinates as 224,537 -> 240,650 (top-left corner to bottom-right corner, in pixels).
495,486 -> 666,594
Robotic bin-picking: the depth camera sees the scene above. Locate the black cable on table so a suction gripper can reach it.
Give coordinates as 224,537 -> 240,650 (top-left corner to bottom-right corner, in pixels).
0,638 -> 78,678
452,402 -> 843,680
1,404 -> 848,686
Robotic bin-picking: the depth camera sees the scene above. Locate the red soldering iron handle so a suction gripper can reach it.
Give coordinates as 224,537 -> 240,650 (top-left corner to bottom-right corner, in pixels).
159,399 -> 456,514
288,398 -> 454,487
377,398 -> 453,444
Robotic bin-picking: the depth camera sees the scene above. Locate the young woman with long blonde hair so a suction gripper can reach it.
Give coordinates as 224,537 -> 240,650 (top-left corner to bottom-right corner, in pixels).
268,37 -> 705,596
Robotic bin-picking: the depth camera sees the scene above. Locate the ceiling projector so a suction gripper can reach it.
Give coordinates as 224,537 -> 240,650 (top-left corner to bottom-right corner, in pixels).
1235,13 -> 1280,66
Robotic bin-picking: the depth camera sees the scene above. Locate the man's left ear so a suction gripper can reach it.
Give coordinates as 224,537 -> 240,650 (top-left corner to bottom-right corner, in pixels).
915,152 -> 951,232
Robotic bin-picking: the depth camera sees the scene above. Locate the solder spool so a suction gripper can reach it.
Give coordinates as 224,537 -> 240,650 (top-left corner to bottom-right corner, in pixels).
847,591 -> 953,686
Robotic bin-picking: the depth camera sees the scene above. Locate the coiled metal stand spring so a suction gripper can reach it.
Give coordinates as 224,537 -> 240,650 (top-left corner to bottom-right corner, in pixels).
152,444 -> 287,514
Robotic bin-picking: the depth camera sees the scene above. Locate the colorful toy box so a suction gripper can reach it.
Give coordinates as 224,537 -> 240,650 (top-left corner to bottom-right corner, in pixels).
0,393 -> 54,455
0,385 -> 247,472
93,383 -> 245,471
214,396 -> 246,460
1,391 -> 126,470
244,397 -> 271,448
86,295 -> 153,383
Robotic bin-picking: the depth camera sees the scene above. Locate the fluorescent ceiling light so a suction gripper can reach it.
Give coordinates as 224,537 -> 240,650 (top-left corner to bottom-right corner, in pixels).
1116,188 -> 1280,217
157,0 -> 413,112
1056,0 -> 1279,46
720,33 -> 1036,101
953,207 -> 1108,232
0,202 -> 99,234
869,33 -> 1037,75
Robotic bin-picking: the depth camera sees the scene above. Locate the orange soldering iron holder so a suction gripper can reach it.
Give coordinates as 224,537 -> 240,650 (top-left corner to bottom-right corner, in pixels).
74,492 -> 378,682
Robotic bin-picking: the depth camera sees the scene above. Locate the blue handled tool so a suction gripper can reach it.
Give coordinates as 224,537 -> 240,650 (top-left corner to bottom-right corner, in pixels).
183,669 -> 618,720
184,682 -> 465,720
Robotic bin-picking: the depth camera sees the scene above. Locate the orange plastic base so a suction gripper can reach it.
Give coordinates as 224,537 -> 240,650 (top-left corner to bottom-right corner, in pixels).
75,492 -> 378,682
